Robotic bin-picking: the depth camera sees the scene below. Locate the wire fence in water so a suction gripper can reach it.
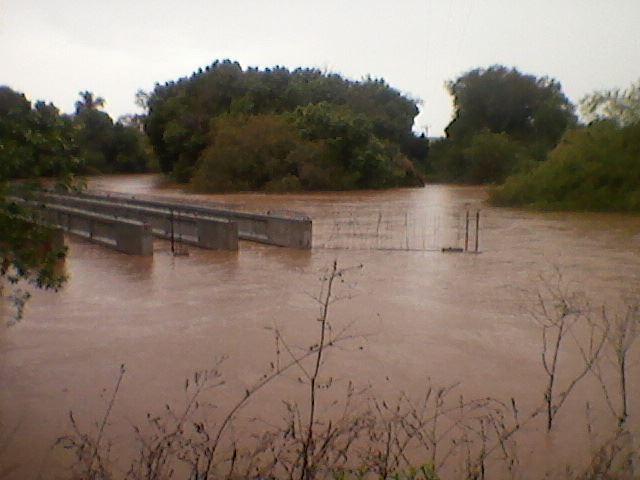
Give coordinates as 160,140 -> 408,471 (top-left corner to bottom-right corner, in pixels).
314,206 -> 480,252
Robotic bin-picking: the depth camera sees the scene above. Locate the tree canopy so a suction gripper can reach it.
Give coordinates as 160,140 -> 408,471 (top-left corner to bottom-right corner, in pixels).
428,66 -> 576,184
0,87 -> 78,321
144,60 -> 427,190
445,65 -> 575,146
1,87 -> 152,177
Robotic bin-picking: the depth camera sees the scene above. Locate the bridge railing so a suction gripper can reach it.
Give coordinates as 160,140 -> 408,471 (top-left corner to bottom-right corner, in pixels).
48,191 -> 312,249
37,193 -> 238,251
21,200 -> 154,255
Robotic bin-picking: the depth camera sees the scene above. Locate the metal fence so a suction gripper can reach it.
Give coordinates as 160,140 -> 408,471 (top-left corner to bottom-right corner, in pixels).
314,206 -> 480,252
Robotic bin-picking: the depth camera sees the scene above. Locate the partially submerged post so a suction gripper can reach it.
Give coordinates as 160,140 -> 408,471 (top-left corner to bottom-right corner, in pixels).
170,209 -> 175,254
475,210 -> 480,253
464,209 -> 470,252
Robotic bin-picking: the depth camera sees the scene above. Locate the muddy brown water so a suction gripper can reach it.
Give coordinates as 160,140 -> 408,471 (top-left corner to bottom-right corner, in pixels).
1,174 -> 639,478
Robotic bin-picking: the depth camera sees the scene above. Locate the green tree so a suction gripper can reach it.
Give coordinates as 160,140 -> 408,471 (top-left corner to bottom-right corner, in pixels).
73,91 -> 152,174
445,65 -> 576,148
429,65 -> 575,184
292,102 -> 420,189
0,86 -> 80,322
75,90 -> 105,114
428,132 -> 530,184
462,131 -> 528,184
0,87 -> 80,179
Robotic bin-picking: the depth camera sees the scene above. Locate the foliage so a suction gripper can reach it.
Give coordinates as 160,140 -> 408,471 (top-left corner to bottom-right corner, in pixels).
192,114 -> 307,192
580,78 -> 640,127
0,183 -> 69,323
445,65 -> 576,146
1,86 -> 152,177
291,102 -> 422,189
0,87 -> 81,179
73,92 -> 152,174
429,66 -> 575,184
0,87 -> 79,321
143,60 -> 427,190
429,131 -> 534,184
490,121 -> 640,211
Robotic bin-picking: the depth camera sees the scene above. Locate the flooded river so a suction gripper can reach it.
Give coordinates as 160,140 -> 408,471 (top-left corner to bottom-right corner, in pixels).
1,175 -> 639,478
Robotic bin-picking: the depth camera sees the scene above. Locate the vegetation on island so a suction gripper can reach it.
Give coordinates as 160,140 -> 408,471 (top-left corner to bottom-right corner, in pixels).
143,60 -> 428,191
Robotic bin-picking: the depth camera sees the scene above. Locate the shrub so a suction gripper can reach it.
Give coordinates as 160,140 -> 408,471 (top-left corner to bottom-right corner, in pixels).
491,121 -> 640,211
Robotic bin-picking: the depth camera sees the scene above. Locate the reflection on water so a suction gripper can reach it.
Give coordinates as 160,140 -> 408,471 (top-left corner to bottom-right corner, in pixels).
1,174 -> 639,478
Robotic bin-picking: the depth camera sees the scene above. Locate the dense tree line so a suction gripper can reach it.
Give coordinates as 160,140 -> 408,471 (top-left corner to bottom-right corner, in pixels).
0,86 -> 152,178
144,60 -> 428,190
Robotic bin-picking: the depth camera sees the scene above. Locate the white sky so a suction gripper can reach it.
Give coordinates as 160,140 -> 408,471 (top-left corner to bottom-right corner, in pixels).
2,0 -> 639,136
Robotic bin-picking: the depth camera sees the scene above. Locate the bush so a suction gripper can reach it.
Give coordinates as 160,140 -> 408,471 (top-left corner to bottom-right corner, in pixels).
491,121 -> 640,211
192,115 -> 308,192
191,108 -> 423,193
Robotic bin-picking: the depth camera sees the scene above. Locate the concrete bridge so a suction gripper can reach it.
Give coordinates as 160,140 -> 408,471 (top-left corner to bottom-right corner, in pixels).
20,191 -> 312,255
20,199 -> 155,255
73,191 -> 313,249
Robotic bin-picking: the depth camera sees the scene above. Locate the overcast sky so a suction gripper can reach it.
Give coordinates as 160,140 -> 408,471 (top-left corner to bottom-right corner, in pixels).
2,0 -> 639,136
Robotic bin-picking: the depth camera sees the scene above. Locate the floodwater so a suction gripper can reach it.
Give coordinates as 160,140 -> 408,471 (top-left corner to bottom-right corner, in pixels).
1,174 -> 639,478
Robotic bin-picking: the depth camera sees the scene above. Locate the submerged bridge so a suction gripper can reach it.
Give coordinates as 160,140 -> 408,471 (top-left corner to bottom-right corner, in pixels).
18,191 -> 312,256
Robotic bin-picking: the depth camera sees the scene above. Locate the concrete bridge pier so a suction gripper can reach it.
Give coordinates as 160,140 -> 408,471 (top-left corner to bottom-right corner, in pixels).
196,217 -> 238,250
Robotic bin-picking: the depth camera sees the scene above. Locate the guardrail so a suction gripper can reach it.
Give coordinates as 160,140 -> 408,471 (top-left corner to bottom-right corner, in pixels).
49,191 -> 312,249
22,201 -> 154,256
38,193 -> 238,251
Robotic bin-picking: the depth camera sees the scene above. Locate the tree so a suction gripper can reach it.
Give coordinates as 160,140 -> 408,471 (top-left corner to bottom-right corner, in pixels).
429,66 -> 576,184
445,65 -> 576,149
580,79 -> 640,127
291,102 -> 420,189
0,87 -> 80,179
75,90 -> 105,114
0,86 -> 153,321
462,131 -> 527,184
0,86 -> 80,322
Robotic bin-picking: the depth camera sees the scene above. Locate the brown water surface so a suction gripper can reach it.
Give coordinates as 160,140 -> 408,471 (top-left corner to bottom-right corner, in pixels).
1,174 -> 639,478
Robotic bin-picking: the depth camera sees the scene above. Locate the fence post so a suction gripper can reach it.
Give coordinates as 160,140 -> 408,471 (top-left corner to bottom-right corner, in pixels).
464,210 -> 470,252
170,209 -> 175,254
475,210 -> 480,253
